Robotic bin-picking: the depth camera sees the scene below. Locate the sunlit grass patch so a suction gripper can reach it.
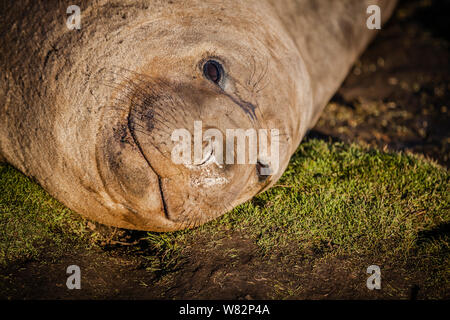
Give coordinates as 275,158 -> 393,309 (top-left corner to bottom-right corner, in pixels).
0,139 -> 448,271
145,139 -> 449,265
0,165 -> 96,267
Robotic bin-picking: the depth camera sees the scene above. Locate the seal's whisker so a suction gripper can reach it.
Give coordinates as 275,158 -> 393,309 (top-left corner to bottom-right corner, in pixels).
118,72 -> 195,124
105,76 -> 191,134
108,65 -> 152,79
125,80 -> 189,125
252,56 -> 269,91
130,125 -> 173,143
255,77 -> 271,94
132,112 -> 172,131
131,133 -> 173,162
135,98 -> 180,126
271,133 -> 289,137
247,55 -> 257,87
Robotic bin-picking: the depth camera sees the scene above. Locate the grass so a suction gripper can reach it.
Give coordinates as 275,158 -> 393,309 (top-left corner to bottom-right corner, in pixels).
0,165 -> 96,267
0,139 -> 449,276
145,140 -> 449,266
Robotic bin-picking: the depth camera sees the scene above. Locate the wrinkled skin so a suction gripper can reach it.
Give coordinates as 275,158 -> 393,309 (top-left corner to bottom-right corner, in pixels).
0,0 -> 397,231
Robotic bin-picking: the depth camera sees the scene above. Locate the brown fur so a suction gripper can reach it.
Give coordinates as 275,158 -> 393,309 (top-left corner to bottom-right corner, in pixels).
0,0 -> 397,231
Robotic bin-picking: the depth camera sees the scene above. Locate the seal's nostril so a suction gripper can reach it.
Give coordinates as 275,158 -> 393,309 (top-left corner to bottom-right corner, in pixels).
256,160 -> 271,181
196,141 -> 215,166
198,147 -> 214,166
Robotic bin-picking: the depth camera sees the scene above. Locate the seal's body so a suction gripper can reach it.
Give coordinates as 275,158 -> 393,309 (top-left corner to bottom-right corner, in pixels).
0,0 -> 397,231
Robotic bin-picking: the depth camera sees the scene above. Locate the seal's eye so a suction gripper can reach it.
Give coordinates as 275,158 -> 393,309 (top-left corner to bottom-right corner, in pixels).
203,60 -> 223,84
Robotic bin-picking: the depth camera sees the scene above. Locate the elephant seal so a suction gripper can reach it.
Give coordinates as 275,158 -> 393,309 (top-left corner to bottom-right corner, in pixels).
0,0 -> 397,231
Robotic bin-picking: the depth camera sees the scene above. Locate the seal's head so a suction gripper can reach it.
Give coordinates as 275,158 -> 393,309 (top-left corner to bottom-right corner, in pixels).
95,2 -> 312,231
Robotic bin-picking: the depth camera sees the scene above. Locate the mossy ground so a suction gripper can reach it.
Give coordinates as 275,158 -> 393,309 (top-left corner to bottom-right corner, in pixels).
1,139 -> 448,299
0,164 -> 96,267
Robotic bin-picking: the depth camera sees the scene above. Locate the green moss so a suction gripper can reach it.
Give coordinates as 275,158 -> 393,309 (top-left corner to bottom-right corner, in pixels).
1,139 -> 448,278
143,140 -> 449,278
0,164 -> 96,267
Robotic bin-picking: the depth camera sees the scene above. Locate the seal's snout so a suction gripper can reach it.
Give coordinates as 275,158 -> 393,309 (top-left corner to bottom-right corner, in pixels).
94,45 -> 294,231
94,30 -> 302,230
256,160 -> 272,182
97,67 -> 267,230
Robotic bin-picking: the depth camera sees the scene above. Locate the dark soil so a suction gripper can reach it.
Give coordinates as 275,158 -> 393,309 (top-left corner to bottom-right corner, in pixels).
1,0 -> 449,300
314,0 -> 450,168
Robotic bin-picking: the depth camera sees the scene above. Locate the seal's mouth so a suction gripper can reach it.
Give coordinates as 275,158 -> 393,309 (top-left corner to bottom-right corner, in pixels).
125,100 -> 278,228
197,142 -> 217,167
199,146 -> 213,166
